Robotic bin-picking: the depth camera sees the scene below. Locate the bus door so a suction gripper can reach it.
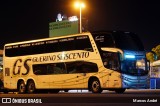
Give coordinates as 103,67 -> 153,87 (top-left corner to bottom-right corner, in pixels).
4,68 -> 12,88
102,51 -> 122,88
4,67 -> 18,89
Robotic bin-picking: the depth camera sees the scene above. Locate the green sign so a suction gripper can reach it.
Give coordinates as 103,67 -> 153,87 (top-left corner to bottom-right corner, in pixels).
49,20 -> 79,37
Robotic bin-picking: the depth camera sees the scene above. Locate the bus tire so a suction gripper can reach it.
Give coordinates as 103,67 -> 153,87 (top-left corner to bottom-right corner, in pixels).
27,80 -> 36,94
115,88 -> 126,94
18,80 -> 26,94
90,78 -> 102,93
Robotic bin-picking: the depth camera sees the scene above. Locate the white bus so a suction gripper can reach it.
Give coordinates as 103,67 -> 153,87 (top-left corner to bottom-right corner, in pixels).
3,31 -> 149,94
150,60 -> 160,78
150,60 -> 160,89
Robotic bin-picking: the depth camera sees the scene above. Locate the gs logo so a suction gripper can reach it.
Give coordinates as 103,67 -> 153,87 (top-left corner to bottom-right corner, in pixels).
13,59 -> 31,75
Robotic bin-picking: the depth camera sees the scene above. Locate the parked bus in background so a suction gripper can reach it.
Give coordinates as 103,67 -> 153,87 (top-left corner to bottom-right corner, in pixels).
0,50 -> 3,71
3,31 -> 150,94
150,60 -> 160,89
0,50 -> 3,89
150,60 -> 160,78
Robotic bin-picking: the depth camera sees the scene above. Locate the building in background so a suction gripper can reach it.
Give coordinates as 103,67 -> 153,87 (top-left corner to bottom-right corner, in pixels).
49,14 -> 79,37
49,14 -> 88,37
49,20 -> 79,37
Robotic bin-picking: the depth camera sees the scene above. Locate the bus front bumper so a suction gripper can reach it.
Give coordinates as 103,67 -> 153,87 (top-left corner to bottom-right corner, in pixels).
122,74 -> 150,89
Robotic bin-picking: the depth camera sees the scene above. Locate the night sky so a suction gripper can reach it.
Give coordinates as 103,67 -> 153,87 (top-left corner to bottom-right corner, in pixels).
0,0 -> 160,50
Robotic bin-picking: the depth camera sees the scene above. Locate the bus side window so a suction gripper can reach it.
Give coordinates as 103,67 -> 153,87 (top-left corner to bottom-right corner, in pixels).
33,63 -> 67,75
33,64 -> 47,75
66,61 -> 98,73
67,62 -> 79,74
102,52 -> 120,71
47,64 -> 55,74
53,63 -> 66,74
75,36 -> 93,52
80,62 -> 98,73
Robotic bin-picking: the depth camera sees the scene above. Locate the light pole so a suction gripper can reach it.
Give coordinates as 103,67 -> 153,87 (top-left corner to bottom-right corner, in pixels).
75,2 -> 85,33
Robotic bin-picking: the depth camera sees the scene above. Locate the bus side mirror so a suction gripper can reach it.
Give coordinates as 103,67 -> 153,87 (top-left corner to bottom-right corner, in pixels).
147,59 -> 150,71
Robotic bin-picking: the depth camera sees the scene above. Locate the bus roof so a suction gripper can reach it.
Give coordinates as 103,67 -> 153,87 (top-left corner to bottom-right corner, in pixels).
4,31 -> 137,47
4,32 -> 91,47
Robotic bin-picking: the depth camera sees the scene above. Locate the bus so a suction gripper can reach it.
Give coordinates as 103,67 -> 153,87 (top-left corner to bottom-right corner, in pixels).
3,31 -> 150,94
150,60 -> 160,78
150,60 -> 160,89
0,50 -> 3,89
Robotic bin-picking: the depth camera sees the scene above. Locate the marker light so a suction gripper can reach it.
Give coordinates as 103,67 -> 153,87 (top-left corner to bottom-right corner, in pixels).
125,54 -> 135,59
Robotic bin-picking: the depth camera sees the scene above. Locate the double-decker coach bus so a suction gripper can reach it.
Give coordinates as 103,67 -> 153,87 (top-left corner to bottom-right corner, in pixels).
3,31 -> 149,94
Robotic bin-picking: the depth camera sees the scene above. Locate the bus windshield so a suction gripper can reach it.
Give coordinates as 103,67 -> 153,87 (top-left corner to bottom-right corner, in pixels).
113,32 -> 144,51
92,31 -> 144,51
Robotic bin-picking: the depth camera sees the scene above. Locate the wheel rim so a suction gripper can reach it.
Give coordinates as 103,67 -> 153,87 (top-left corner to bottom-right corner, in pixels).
28,82 -> 35,93
19,82 -> 25,93
92,81 -> 100,92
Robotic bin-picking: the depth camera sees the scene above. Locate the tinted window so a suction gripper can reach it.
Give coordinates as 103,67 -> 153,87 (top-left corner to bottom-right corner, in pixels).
5,44 -> 32,57
121,60 -> 148,76
101,51 -> 120,71
75,36 -> 93,51
92,33 -> 115,48
58,37 -> 75,52
31,41 -> 46,54
33,64 -> 48,75
33,61 -> 98,75
66,61 -> 98,73
113,32 -> 144,51
5,35 -> 93,57
33,63 -> 66,75
92,31 -> 144,51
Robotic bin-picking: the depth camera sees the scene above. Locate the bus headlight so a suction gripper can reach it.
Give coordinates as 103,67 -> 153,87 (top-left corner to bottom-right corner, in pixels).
125,54 -> 135,59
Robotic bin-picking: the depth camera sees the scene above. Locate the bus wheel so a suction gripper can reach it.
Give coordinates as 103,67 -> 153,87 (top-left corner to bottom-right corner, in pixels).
115,88 -> 126,94
18,80 -> 26,94
27,80 -> 35,94
90,79 -> 102,93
